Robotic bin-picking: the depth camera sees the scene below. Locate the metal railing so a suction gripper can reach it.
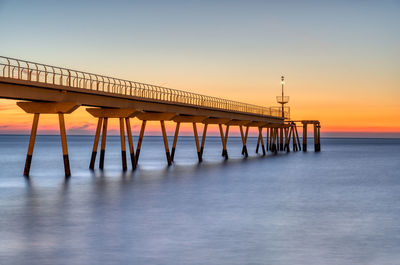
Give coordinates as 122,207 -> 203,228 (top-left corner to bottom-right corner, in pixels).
276,96 -> 289,104
0,56 -> 289,118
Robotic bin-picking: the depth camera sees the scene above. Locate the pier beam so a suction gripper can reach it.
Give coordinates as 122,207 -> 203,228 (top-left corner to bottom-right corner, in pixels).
280,128 -> 284,151
17,102 -> 79,177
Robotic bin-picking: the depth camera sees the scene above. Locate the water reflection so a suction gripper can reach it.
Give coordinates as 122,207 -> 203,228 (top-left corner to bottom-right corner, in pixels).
1,137 -> 400,264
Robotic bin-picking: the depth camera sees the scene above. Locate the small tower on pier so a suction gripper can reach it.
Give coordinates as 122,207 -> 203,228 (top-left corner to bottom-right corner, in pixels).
276,76 -> 289,119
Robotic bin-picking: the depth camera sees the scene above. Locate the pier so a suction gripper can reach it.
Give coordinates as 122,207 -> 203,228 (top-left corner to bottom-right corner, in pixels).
0,56 -> 320,177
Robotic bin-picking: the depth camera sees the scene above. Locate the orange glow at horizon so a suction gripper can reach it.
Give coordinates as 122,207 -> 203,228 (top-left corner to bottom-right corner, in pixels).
0,94 -> 399,137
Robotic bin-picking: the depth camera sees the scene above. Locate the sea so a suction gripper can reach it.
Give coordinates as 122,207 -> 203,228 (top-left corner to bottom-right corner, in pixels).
0,135 -> 399,265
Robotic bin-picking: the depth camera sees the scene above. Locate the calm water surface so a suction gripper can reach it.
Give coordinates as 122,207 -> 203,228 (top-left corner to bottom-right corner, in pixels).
0,136 -> 399,265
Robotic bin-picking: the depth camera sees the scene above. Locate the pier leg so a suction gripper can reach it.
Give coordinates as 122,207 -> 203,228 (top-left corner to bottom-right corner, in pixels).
119,118 -> 127,171
240,126 -> 245,155
218,124 -> 225,157
89,117 -> 103,170
219,124 -> 228,159
317,123 -> 321,151
290,124 -> 297,152
200,123 -> 208,156
99,117 -> 108,170
24,113 -> 40,177
270,128 -> 274,153
244,126 -> 249,157
277,128 -> 280,151
280,128 -> 284,151
259,127 -> 266,156
160,120 -> 172,166
256,135 -> 260,154
284,127 -> 290,152
193,123 -> 202,162
314,123 -> 318,152
171,122 -> 180,162
288,126 -> 293,152
240,125 -> 248,157
295,124 -> 301,151
135,120 -> 146,166
266,127 -> 269,152
125,118 -> 136,169
272,128 -> 277,154
58,113 -> 71,177
303,124 -> 307,152
223,125 -> 229,159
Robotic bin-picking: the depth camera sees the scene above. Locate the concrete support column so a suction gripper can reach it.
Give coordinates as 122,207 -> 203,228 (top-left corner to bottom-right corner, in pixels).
200,123 -> 208,157
160,120 -> 172,166
292,125 -> 298,152
125,118 -> 136,169
219,124 -> 229,159
119,118 -> 127,171
269,128 -> 273,151
58,113 -> 71,177
99,117 -> 108,170
284,127 -> 290,152
294,124 -> 302,151
303,123 -> 308,152
316,123 -> 321,152
89,117 -> 103,170
272,128 -> 277,154
23,113 -> 40,177
135,120 -> 146,166
240,125 -> 249,157
258,127 -> 266,156
314,123 -> 318,152
18,102 -> 79,178
171,122 -> 180,162
192,122 -> 202,162
279,127 -> 284,151
86,108 -> 138,171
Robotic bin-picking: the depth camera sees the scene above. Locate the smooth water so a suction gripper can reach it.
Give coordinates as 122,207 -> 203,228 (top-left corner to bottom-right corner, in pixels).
0,136 -> 399,265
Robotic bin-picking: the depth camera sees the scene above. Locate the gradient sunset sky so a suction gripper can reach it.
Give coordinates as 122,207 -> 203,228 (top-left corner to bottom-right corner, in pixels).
0,0 -> 399,137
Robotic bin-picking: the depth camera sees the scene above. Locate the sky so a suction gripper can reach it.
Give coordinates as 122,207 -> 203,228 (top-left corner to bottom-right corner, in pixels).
0,0 -> 399,137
